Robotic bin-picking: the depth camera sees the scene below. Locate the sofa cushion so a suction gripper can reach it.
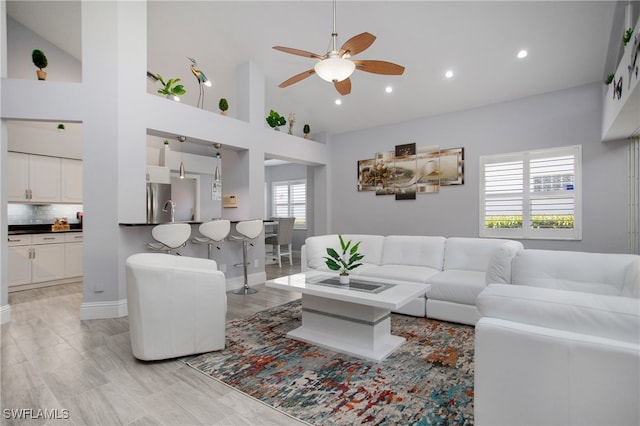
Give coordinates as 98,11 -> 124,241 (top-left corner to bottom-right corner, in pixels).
477,284 -> 640,345
443,238 -> 517,272
512,250 -> 639,296
304,234 -> 385,270
427,270 -> 487,305
381,235 -> 446,270
361,264 -> 440,284
485,240 -> 524,284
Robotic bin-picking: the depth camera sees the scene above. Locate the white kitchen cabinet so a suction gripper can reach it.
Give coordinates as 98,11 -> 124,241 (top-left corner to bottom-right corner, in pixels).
32,242 -> 65,282
8,235 -> 32,287
64,233 -> 83,278
7,152 -> 62,203
61,158 -> 83,203
146,165 -> 170,184
7,233 -> 82,288
7,152 -> 30,201
31,234 -> 65,283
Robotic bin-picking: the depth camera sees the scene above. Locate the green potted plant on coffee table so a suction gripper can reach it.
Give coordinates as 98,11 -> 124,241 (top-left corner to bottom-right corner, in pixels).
324,235 -> 364,284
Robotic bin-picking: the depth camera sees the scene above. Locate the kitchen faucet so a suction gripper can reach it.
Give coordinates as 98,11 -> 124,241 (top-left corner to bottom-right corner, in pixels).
163,200 -> 176,222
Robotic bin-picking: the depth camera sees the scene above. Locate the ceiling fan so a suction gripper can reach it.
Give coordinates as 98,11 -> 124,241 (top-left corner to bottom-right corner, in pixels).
272,0 -> 405,96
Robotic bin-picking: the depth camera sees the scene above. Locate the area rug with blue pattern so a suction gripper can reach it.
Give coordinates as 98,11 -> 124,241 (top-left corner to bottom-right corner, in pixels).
184,300 -> 475,425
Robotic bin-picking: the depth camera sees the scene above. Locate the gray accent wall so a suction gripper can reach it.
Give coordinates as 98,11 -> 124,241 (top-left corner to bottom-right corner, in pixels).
328,83 -> 630,254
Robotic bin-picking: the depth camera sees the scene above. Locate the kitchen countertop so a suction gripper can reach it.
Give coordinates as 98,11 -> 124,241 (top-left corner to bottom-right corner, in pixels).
8,224 -> 83,235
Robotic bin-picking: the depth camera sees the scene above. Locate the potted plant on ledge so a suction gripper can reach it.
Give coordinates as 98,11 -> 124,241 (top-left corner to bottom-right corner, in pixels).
32,49 -> 48,80
156,74 -> 186,101
265,109 -> 286,130
219,98 -> 229,116
324,235 -> 364,284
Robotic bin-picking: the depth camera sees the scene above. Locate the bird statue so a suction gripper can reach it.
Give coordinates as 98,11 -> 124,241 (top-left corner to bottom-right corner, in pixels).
187,57 -> 211,109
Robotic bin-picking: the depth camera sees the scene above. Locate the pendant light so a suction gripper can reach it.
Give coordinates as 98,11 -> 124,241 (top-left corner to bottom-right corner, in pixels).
213,143 -> 221,181
177,136 -> 187,178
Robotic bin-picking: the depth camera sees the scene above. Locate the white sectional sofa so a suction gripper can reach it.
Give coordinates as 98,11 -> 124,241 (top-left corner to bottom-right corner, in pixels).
301,234 -> 523,324
474,249 -> 640,426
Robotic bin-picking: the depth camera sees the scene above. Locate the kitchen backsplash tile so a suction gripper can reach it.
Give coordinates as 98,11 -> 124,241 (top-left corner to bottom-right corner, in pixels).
8,204 -> 83,225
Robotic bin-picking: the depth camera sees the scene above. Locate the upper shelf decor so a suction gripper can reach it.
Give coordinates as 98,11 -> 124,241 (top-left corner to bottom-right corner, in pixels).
266,109 -> 286,130
357,144 -> 464,201
219,98 -> 229,116
32,49 -> 48,80
188,57 -> 211,109
156,74 -> 186,102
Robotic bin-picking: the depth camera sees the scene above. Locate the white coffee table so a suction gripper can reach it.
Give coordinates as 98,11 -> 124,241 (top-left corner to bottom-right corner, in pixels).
266,271 -> 428,362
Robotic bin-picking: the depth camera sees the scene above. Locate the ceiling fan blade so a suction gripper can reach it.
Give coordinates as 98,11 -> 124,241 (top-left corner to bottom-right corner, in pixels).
334,78 -> 351,96
278,69 -> 316,88
354,60 -> 405,75
272,46 -> 325,60
339,32 -> 376,57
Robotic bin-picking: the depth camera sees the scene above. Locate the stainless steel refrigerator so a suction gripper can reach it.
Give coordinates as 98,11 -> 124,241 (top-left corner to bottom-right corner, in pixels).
146,183 -> 172,223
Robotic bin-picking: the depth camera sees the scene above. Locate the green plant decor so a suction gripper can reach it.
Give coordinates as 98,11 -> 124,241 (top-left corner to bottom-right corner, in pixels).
324,235 -> 365,276
623,28 -> 634,46
303,124 -> 310,134
156,74 -> 186,100
32,49 -> 48,70
265,109 -> 286,128
605,73 -> 615,85
219,98 -> 229,112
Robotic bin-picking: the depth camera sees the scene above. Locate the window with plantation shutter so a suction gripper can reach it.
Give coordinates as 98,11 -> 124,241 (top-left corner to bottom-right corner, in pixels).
272,180 -> 306,229
479,145 -> 581,240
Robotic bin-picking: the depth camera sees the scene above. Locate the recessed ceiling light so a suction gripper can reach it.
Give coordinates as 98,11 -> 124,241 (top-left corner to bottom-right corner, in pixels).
445,70 -> 454,79
335,99 -> 342,105
517,50 -> 528,59
385,86 -> 393,93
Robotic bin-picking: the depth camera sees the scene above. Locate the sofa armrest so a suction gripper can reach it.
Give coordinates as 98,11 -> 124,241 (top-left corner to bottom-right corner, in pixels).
477,284 -> 640,344
484,241 -> 523,284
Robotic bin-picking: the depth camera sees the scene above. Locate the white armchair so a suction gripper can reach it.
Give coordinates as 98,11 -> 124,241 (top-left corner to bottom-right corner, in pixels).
125,253 -> 227,360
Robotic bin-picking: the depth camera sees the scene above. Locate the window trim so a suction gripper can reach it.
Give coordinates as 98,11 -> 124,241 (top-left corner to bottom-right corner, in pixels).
479,145 -> 582,240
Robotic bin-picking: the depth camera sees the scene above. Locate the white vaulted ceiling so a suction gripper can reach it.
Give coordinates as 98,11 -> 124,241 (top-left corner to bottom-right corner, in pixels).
7,1 -> 623,136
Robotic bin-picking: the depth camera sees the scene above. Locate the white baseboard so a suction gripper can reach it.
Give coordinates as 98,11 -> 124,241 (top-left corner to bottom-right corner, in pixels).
0,304 -> 11,324
225,272 -> 267,292
80,299 -> 128,320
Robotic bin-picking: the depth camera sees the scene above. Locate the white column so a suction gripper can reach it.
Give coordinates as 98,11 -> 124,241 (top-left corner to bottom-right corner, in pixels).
236,61 -> 265,126
80,0 -> 146,319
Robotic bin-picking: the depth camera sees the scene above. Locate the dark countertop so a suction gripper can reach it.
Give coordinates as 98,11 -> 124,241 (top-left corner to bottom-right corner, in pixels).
8,224 -> 83,235
119,222 -> 203,226
119,220 -> 271,226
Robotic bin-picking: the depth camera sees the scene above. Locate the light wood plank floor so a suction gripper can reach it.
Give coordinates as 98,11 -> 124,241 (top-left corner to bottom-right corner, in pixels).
1,256 -> 306,426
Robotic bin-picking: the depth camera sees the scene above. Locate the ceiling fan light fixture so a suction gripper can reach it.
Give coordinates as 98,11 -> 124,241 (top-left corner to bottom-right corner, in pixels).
314,55 -> 355,82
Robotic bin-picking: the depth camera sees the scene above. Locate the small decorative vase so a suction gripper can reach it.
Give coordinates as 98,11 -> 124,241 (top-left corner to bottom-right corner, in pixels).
220,111 -> 227,116
36,70 -> 47,80
304,134 -> 309,139
273,127 -> 280,131
339,274 -> 350,284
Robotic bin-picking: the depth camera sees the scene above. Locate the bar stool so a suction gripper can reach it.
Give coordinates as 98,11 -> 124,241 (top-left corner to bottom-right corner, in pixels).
229,219 -> 263,294
146,223 -> 191,255
192,220 -> 231,259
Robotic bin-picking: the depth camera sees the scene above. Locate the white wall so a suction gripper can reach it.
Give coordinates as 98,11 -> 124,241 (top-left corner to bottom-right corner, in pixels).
7,17 -> 82,82
329,83 -> 631,254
